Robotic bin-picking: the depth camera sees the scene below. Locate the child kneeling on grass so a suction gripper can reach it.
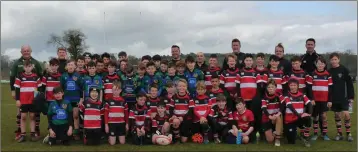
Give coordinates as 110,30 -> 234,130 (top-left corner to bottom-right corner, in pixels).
261,79 -> 284,146
47,86 -> 73,146
283,78 -> 313,147
151,101 -> 172,145
227,98 -> 255,144
129,93 -> 151,145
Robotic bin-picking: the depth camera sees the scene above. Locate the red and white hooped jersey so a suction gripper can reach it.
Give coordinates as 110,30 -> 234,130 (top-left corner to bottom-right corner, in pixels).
129,105 -> 150,128
103,73 -> 121,101
207,88 -> 225,107
287,69 -> 312,94
204,66 -> 221,90
169,93 -> 194,119
42,72 -> 61,101
14,73 -> 42,104
104,96 -> 128,124
238,68 -> 261,100
220,68 -> 240,95
79,99 -> 104,129
284,92 -> 310,124
192,94 -> 213,122
266,69 -> 286,95
311,70 -> 332,102
261,93 -> 285,123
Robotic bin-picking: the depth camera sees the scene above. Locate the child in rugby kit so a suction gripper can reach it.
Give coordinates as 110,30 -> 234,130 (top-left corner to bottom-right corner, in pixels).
209,94 -> 231,144
146,84 -> 161,117
79,87 -> 104,145
152,55 -> 162,71
82,61 -> 103,100
76,56 -> 88,77
60,60 -> 83,140
228,98 -> 255,144
103,61 -> 121,102
255,53 -> 269,97
220,53 -> 240,110
169,79 -> 195,143
328,53 -> 354,142
237,54 -> 262,110
151,102 -> 172,145
192,81 -> 213,144
104,81 -> 128,145
136,63 -> 146,84
164,63 -> 180,87
161,81 -> 176,113
208,73 -> 230,108
47,87 -> 73,146
176,60 -> 186,80
95,59 -> 106,78
287,56 -> 313,97
310,58 -> 332,141
129,93 -> 151,145
101,52 -> 111,73
91,54 -> 100,63
41,58 -> 62,142
122,66 -> 140,112
141,55 -> 152,66
184,55 -> 204,98
261,79 -> 284,147
140,61 -> 163,96
283,78 -> 313,147
14,60 -> 42,142
204,54 -> 221,91
83,52 -> 92,66
266,55 -> 287,95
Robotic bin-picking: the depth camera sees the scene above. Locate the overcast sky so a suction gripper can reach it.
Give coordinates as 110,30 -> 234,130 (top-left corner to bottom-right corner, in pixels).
1,1 -> 357,61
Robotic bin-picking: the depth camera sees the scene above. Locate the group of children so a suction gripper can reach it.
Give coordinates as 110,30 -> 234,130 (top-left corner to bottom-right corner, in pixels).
13,50 -> 354,148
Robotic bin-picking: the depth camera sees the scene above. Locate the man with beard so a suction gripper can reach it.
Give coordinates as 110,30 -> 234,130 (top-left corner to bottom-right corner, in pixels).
222,38 -> 245,70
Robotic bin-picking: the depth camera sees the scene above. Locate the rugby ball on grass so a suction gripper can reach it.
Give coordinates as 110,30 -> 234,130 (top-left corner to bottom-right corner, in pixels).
154,134 -> 172,145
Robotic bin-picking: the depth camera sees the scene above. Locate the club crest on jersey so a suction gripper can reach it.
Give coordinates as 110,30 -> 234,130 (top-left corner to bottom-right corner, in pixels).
154,80 -> 158,83
195,100 -> 199,104
110,102 -> 114,105
314,75 -> 317,78
303,60 -> 306,63
324,76 -> 327,79
210,94 -> 214,97
226,73 -> 229,76
206,72 -> 210,74
135,111 -> 138,114
242,116 -> 247,121
106,79 -> 109,82
73,76 -> 77,81
164,100 -> 168,103
269,74 -> 273,77
241,72 -> 244,75
111,132 -> 114,135
95,80 -> 99,84
62,104 -> 67,109
22,77 -> 26,80
175,100 -> 179,103
193,73 -> 198,78
48,77 -> 52,80
147,102 -> 151,106
338,73 -> 342,78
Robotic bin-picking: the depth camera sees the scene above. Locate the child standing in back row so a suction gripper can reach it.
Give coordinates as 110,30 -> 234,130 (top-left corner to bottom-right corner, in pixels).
184,56 -> 204,98
328,53 -> 354,142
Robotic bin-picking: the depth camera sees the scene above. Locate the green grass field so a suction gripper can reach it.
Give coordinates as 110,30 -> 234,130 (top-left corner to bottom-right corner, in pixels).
1,84 -> 357,151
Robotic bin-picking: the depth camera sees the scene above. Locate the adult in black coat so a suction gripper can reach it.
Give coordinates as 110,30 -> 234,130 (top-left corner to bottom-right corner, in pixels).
222,38 -> 245,71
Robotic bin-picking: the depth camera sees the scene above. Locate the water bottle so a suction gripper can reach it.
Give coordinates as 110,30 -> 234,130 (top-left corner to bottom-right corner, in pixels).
349,100 -> 353,114
236,129 -> 242,145
256,132 -> 260,144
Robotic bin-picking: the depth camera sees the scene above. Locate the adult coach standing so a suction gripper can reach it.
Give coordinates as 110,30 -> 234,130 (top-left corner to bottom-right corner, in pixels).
170,45 -> 182,64
274,43 -> 291,75
10,45 -> 43,140
57,47 -> 68,74
301,38 -> 320,74
222,38 -> 245,70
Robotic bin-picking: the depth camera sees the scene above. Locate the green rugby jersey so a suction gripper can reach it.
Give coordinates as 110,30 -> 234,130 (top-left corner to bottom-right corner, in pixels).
48,99 -> 73,125
82,74 -> 103,98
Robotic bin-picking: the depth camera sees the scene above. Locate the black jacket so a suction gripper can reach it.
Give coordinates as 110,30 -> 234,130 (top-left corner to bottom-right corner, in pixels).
58,59 -> 67,74
301,51 -> 320,74
222,52 -> 245,70
328,65 -> 355,103
195,62 -> 209,72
